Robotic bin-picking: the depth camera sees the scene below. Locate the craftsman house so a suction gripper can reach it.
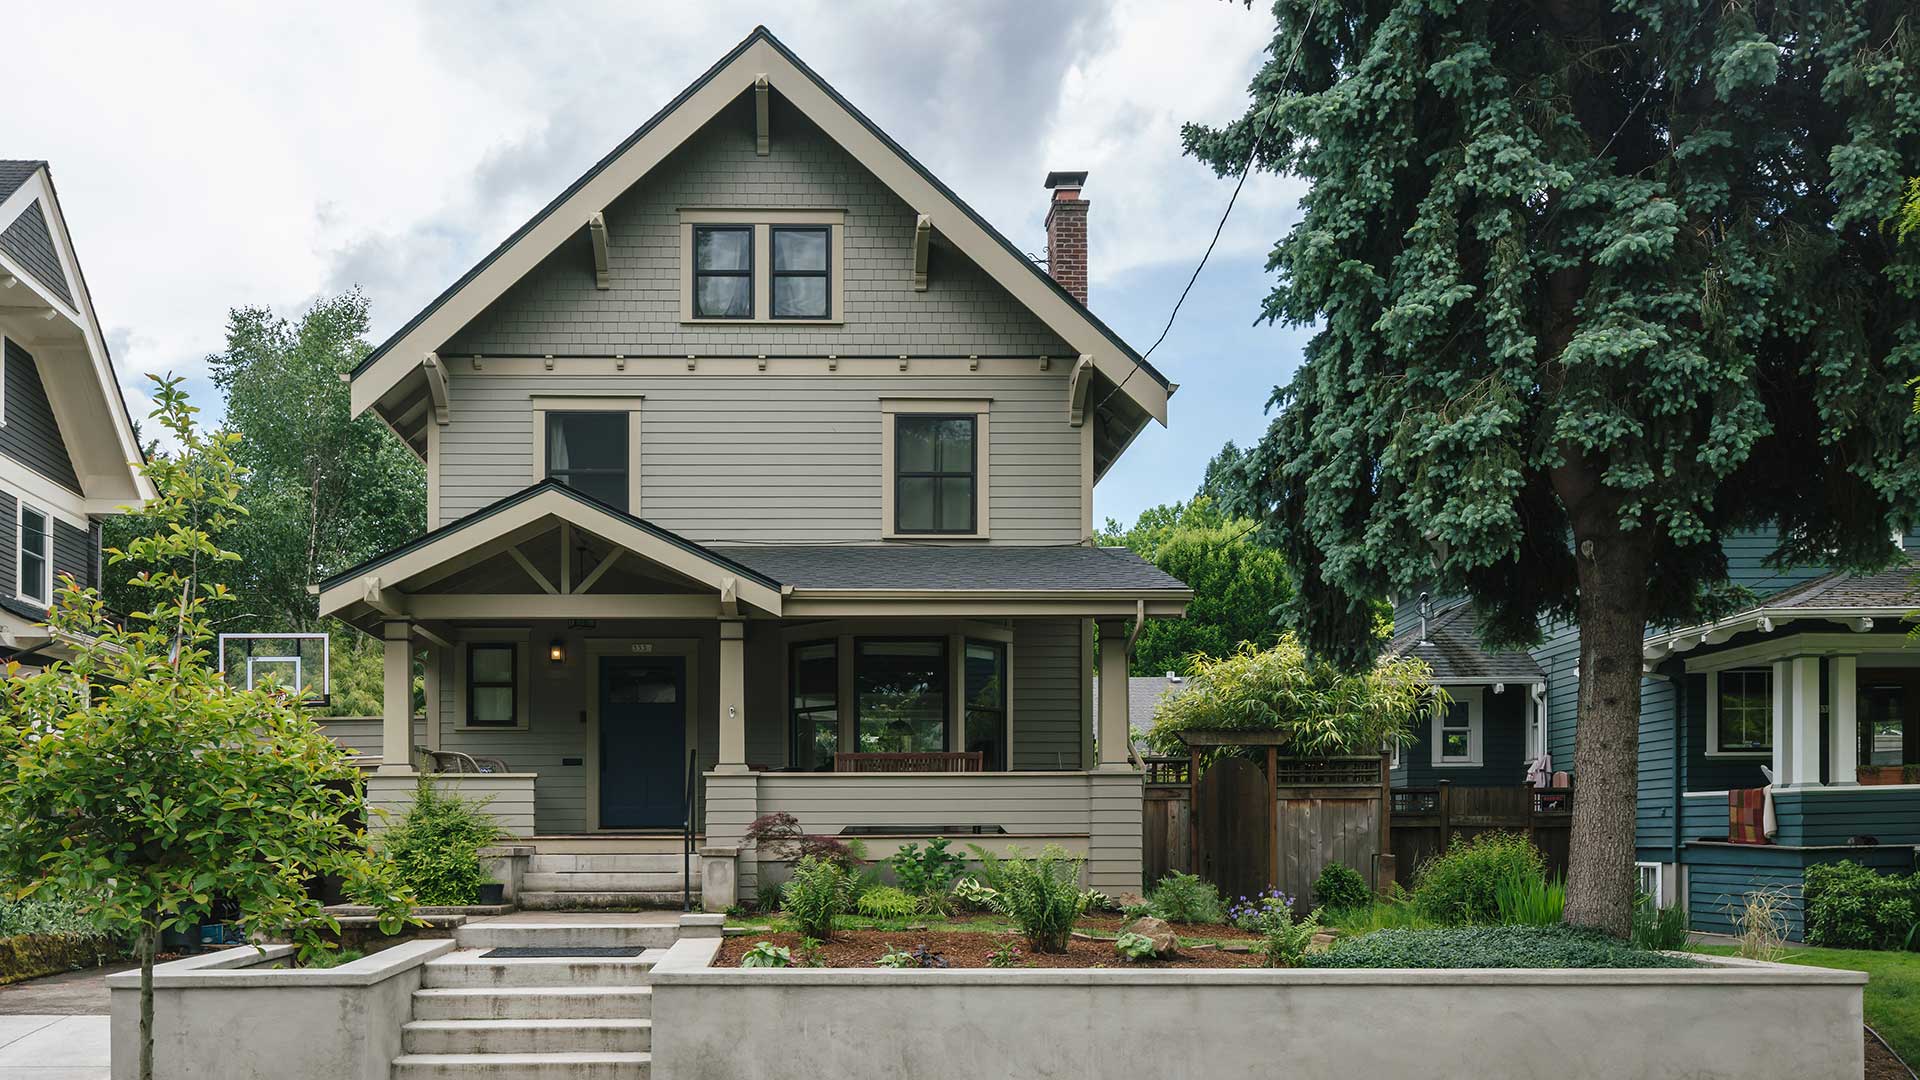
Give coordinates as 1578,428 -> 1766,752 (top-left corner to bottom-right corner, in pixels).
319,29 -> 1189,907
0,161 -> 150,666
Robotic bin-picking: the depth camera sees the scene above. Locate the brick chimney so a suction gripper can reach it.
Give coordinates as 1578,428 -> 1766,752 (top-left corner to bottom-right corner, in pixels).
1044,170 -> 1089,304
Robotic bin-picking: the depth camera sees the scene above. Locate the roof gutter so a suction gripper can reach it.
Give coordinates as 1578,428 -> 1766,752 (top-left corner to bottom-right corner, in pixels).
1642,606 -> 1907,661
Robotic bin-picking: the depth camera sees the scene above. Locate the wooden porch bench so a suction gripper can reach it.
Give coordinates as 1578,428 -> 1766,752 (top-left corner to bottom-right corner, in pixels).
832,752 -> 985,773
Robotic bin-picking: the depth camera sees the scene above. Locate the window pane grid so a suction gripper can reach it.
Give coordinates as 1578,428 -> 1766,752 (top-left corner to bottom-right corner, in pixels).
895,416 -> 977,534
693,225 -> 753,319
770,226 -> 829,319
18,507 -> 47,603
1717,669 -> 1772,752
1439,701 -> 1471,761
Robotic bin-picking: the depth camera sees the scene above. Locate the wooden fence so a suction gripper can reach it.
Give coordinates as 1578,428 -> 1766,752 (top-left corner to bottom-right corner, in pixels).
1387,782 -> 1574,889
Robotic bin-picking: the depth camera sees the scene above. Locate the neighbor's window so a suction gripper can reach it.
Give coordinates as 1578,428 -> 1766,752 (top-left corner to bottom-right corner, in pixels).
692,225 -> 753,318
1714,668 -> 1772,754
1438,700 -> 1473,763
791,641 -> 839,771
468,644 -> 519,727
16,505 -> 49,605
1860,682 -> 1906,767
546,411 -> 629,512
894,416 -> 976,534
856,639 -> 948,753
770,226 -> 830,319
964,640 -> 1007,771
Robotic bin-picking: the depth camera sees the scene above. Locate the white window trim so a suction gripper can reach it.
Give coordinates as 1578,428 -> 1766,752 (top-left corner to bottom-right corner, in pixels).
0,332 -> 8,427
879,398 -> 991,540
15,501 -> 50,607
678,209 -> 846,325
452,629 -> 533,732
1431,686 -> 1484,767
1706,668 -> 1774,758
530,395 -> 643,515
1635,861 -> 1668,908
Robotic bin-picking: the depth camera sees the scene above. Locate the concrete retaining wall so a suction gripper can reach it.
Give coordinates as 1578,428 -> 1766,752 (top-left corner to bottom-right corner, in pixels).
650,944 -> 1864,1080
106,938 -> 453,1080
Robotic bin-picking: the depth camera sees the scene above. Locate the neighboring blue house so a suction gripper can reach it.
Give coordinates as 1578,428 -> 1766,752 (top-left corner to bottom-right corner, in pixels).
1393,531 -> 1920,939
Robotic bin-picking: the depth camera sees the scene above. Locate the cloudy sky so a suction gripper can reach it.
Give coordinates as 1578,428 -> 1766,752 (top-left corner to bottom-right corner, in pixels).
12,1 -> 1311,528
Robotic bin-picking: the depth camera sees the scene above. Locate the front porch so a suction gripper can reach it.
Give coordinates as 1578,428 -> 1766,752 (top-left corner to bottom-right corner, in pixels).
318,482 -> 1189,899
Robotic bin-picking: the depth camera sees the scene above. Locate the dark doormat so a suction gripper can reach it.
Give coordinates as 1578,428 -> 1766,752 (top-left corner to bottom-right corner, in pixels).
480,947 -> 646,959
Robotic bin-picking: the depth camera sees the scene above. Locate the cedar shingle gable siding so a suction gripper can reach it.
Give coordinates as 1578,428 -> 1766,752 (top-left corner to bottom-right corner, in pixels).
0,201 -> 73,308
443,94 -> 1072,358
2,339 -> 81,493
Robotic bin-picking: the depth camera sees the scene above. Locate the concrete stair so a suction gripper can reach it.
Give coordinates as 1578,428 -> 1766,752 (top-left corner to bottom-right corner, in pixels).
393,917 -> 673,1079
515,853 -> 696,911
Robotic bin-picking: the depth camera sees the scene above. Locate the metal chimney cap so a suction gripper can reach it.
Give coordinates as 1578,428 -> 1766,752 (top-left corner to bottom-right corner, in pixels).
1043,170 -> 1088,190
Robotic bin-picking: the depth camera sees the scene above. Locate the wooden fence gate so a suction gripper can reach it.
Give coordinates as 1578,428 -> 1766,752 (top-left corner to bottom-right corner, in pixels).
1193,757 -> 1273,904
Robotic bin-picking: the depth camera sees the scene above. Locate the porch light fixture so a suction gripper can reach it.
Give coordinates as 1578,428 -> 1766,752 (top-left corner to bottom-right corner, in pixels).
548,639 -> 566,664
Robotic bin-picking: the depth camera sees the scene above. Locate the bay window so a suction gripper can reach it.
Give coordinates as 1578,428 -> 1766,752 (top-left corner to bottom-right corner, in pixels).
855,639 -> 948,753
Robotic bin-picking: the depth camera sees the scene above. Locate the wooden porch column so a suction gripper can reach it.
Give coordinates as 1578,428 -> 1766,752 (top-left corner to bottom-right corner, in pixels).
1771,659 -> 1790,787
1095,618 -> 1132,771
716,619 -> 748,773
1829,655 -> 1859,786
1787,655 -> 1823,789
377,620 -> 415,775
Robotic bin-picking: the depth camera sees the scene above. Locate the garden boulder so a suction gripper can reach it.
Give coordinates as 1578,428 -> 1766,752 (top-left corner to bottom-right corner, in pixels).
1119,916 -> 1177,958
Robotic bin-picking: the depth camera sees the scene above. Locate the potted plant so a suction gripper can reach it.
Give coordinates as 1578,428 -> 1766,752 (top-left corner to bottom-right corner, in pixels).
1856,765 -> 1907,786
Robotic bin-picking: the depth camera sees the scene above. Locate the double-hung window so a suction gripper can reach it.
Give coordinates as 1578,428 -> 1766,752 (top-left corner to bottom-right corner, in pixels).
545,411 -> 630,512
691,225 -> 753,318
16,504 -> 49,606
1432,687 -> 1483,767
1710,668 -> 1773,756
467,644 -> 519,728
770,226 -> 830,319
894,416 -> 977,534
964,640 -> 1007,771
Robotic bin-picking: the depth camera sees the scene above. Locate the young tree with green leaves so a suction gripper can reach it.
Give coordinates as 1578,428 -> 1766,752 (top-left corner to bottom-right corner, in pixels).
0,378 -> 411,1080
1099,496 -> 1295,676
1191,1 -> 1919,934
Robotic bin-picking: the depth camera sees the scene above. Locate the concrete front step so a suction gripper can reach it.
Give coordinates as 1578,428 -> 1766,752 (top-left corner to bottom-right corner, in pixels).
412,986 -> 653,1021
454,921 -> 678,951
516,890 -> 689,911
403,1018 -> 652,1055
390,1052 -> 650,1080
521,872 -> 686,893
421,950 -> 663,989
527,853 -> 692,873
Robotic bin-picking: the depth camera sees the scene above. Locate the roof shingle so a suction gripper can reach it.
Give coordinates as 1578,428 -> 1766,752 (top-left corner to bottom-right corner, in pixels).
1383,603 -> 1545,682
713,544 -> 1188,592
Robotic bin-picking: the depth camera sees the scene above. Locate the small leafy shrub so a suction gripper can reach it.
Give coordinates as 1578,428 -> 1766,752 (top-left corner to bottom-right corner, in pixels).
1228,887 -> 1295,932
1114,931 -> 1157,961
1309,926 -> 1696,969
876,944 -> 947,968
739,941 -> 792,968
1412,832 -> 1547,925
1493,872 -> 1566,926
1082,889 -> 1121,914
1148,872 -> 1225,924
783,856 -> 855,941
964,843 -> 1013,892
1254,907 -> 1322,968
1803,860 -> 1919,950
1119,901 -> 1154,920
952,877 -> 1000,911
987,940 -> 1022,968
744,812 -> 862,869
382,780 -> 502,905
985,846 -> 1087,953
891,838 -> 964,898
1313,863 -> 1371,912
1630,894 -> 1689,952
795,938 -> 826,967
855,886 -> 921,922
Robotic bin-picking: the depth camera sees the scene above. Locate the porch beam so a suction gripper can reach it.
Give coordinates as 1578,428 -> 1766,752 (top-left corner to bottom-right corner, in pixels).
782,597 -> 1192,618
1829,655 -> 1858,786
403,594 -> 727,619
559,522 -> 573,594
717,619 -> 748,772
378,620 -> 416,775
506,545 -> 559,595
576,548 -> 622,593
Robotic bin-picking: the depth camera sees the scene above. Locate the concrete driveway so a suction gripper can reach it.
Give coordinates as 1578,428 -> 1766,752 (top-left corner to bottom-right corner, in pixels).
0,1015 -> 108,1079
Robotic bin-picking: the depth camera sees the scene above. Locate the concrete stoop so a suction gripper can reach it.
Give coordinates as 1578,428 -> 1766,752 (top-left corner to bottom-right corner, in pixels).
515,853 -> 701,912
392,917 -> 673,1079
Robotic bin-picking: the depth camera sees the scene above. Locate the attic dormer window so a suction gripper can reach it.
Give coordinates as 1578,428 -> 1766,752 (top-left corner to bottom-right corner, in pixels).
692,225 -> 753,318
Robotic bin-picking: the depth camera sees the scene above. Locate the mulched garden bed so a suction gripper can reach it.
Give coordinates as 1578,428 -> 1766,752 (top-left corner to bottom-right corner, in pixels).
714,929 -> 1265,969
1075,915 -> 1261,942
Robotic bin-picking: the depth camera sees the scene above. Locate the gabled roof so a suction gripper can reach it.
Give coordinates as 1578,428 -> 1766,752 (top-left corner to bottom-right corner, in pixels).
350,27 -> 1170,435
0,161 -> 150,509
1384,602 -> 1546,683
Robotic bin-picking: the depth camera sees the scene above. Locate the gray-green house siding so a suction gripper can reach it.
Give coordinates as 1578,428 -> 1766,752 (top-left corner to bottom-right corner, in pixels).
1,339 -> 81,493
1396,685 -> 1528,787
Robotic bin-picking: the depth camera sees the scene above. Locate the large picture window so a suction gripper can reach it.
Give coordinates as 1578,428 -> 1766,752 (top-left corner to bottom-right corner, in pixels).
16,504 -> 49,606
964,640 -> 1007,771
467,644 -> 519,727
894,416 -> 976,534
791,641 -> 839,772
1711,668 -> 1773,755
692,225 -> 753,318
855,639 -> 948,753
546,411 -> 630,512
770,226 -> 830,319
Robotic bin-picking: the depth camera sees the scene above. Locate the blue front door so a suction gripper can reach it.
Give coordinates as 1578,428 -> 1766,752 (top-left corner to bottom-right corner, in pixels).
599,656 -> 687,829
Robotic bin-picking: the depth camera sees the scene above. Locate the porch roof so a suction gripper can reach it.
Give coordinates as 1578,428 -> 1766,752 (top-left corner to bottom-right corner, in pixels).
1383,602 -> 1545,683
1643,555 -> 1920,661
712,543 -> 1187,593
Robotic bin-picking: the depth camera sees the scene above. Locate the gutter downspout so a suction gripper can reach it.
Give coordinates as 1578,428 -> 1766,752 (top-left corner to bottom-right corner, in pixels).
1530,682 -> 1548,763
1672,660 -> 1686,867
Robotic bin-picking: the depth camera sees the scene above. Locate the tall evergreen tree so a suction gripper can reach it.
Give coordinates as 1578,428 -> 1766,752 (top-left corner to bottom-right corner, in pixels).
1190,1 -> 1919,933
